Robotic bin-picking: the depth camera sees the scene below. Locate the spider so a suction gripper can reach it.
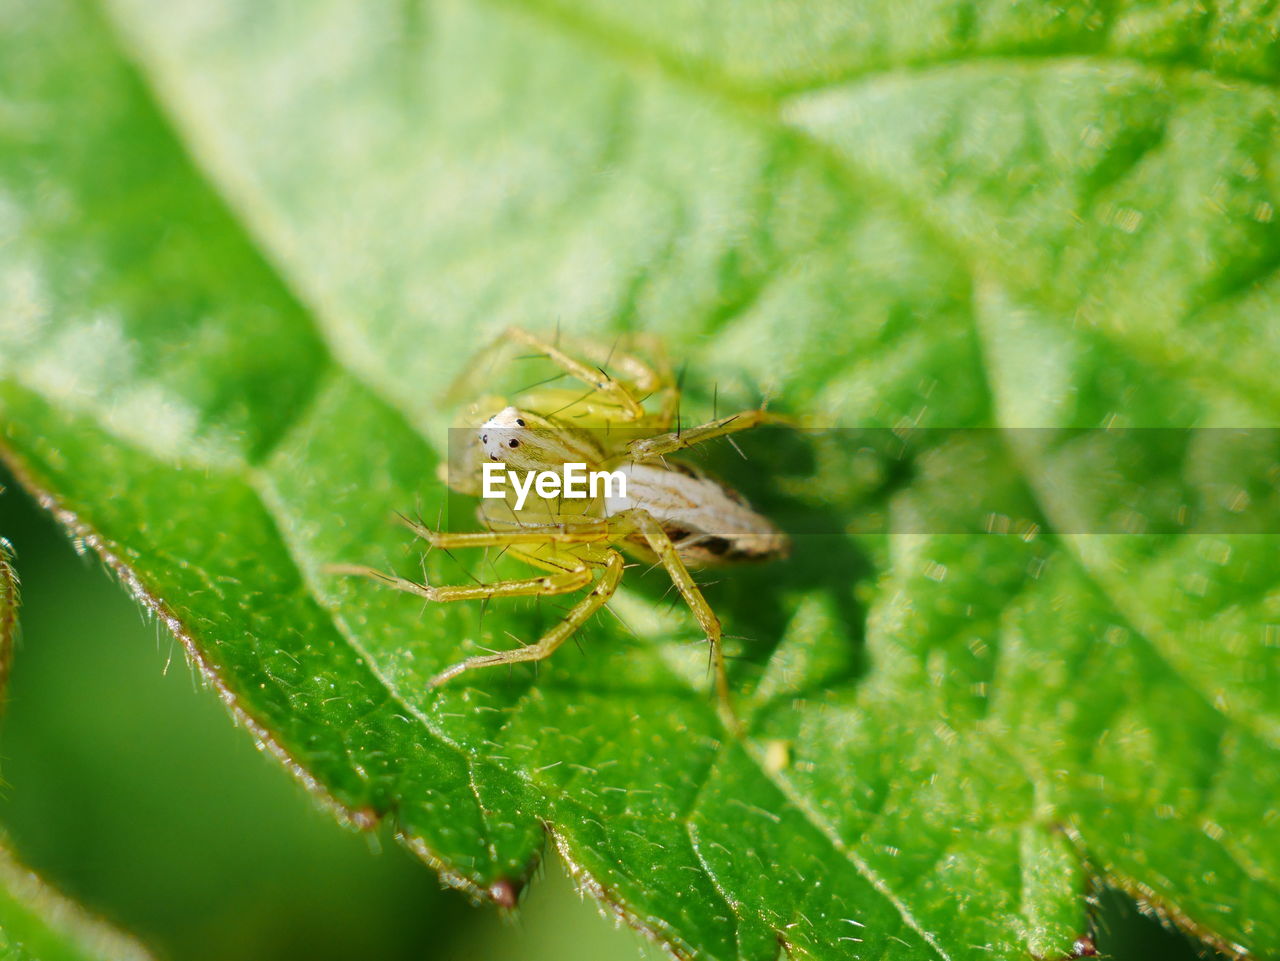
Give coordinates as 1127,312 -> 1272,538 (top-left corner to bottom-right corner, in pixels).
334,327 -> 788,731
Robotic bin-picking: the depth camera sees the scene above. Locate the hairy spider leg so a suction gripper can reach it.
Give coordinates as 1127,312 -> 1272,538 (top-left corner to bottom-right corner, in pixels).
325,562 -> 593,603
623,408 -> 777,462
502,326 -> 679,429
426,550 -> 626,689
395,509 -> 740,733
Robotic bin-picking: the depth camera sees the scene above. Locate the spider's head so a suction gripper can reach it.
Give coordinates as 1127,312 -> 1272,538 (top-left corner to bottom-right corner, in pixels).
478,406 -> 602,471
479,407 -> 534,466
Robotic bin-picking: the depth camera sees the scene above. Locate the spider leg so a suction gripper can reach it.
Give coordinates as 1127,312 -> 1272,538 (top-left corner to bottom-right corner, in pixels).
325,563 -> 592,602
507,327 -> 655,411
427,550 -> 625,688
606,508 -> 740,735
395,515 -> 616,550
501,326 -> 687,428
623,408 -> 777,462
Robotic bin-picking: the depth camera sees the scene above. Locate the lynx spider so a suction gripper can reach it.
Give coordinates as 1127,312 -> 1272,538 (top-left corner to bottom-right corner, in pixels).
333,327 -> 788,732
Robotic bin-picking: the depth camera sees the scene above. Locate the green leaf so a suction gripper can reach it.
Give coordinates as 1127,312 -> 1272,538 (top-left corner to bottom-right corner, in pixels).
1,521 -> 16,700
0,531 -> 152,961
1,0 -> 1278,958
0,849 -> 144,961
0,842 -> 154,961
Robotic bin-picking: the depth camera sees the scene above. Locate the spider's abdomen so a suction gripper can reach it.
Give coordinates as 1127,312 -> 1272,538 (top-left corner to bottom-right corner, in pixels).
605,463 -> 789,567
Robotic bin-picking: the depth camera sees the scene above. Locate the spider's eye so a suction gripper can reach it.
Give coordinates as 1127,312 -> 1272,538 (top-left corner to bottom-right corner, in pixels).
480,434 -> 488,443
515,418 -> 525,427
508,439 -> 520,448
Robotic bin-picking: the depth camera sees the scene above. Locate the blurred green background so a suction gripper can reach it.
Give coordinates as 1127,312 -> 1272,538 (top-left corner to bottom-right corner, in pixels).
0,469 -> 1213,960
